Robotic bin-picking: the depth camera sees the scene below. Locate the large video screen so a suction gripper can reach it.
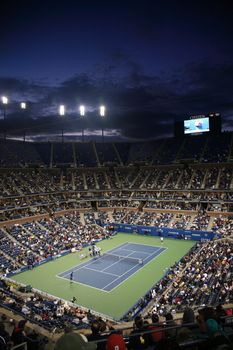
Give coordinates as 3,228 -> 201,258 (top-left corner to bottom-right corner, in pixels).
184,117 -> 210,134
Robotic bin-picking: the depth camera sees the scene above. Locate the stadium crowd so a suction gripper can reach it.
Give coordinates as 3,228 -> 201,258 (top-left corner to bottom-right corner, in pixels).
0,136 -> 233,349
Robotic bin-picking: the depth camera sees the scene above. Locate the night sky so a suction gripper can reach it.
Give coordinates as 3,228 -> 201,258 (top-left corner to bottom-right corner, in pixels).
0,0 -> 233,141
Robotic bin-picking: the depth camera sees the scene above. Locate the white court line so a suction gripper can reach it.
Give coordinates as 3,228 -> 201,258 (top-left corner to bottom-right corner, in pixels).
60,245 -> 155,282
123,242 -> 166,254
59,253 -> 117,277
56,274 -> 111,293
57,242 -> 131,276
113,248 -> 135,253
103,246 -> 167,292
58,242 -> 167,292
60,242 -> 145,277
56,246 -> 166,293
57,256 -> 96,276
101,251 -> 140,272
60,244 -> 165,279
59,249 -> 132,278
102,249 -> 161,290
82,266 -> 119,277
110,244 -> 165,262
102,261 -> 142,290
58,241 -> 163,277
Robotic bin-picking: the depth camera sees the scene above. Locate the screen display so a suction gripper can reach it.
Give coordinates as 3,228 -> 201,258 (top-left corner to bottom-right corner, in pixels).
184,117 -> 210,134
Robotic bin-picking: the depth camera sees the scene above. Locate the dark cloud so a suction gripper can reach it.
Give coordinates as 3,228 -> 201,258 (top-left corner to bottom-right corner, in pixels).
0,77 -> 52,102
1,57 -> 233,140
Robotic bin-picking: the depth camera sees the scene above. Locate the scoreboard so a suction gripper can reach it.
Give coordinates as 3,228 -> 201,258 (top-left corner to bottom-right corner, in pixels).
174,113 -> 221,137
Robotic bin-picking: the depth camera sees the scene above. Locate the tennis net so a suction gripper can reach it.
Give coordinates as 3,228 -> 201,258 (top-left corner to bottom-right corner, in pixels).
102,252 -> 143,265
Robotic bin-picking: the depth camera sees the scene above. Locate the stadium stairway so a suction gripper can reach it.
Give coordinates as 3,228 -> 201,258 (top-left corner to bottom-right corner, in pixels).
114,168 -> 122,188
134,213 -> 143,225
72,143 -> 77,167
167,215 -> 177,228
216,168 -> 222,189
206,216 -> 215,232
71,172 -> 75,190
36,220 -> 48,231
187,169 -> 197,189
94,211 -> 99,220
107,211 -> 114,222
140,169 -> 152,188
185,214 -> 197,230
94,172 -> 100,189
0,242 -> 16,266
230,176 -> 233,189
79,212 -> 86,225
113,143 -> 123,165
3,227 -> 23,247
93,142 -> 100,166
201,169 -> 209,189
82,173 -> 88,190
104,170 -> 111,189
18,225 -> 42,259
1,227 -> 30,264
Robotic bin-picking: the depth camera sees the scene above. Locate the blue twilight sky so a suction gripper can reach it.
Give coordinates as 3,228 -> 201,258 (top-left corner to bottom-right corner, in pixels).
0,0 -> 233,140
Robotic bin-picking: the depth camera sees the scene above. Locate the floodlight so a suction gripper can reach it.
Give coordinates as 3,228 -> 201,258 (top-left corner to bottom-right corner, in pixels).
100,105 -> 105,117
2,96 -> 8,104
80,105 -> 85,116
21,102 -> 26,109
59,105 -> 65,116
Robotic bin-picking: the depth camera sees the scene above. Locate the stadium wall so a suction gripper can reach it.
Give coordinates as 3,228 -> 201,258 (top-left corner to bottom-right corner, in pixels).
103,222 -> 219,241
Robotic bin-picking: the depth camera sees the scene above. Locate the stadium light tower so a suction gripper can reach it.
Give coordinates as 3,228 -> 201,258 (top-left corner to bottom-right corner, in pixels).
79,105 -> 85,142
100,105 -> 106,143
1,96 -> 8,120
59,105 -> 65,143
20,102 -> 27,142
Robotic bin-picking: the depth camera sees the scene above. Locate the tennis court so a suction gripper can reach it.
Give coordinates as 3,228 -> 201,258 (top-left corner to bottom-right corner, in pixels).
12,234 -> 195,319
58,242 -> 166,291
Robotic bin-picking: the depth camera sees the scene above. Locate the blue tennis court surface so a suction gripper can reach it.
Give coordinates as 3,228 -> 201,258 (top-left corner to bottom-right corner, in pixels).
57,242 -> 166,292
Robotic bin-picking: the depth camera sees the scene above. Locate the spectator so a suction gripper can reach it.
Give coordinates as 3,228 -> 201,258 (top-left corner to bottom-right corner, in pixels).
11,319 -> 27,346
182,307 -> 195,325
164,313 -> 176,339
106,333 -> 126,350
0,322 -> 12,350
176,307 -> 196,344
87,320 -> 107,350
55,332 -> 97,350
197,307 -> 230,348
148,313 -> 164,343
215,304 -> 227,323
128,316 -> 152,350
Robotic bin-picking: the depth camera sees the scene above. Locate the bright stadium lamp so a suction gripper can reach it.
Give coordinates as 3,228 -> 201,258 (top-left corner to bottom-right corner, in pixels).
59,104 -> 65,116
79,105 -> 85,117
100,105 -> 105,117
79,105 -> 85,142
20,102 -> 26,109
1,96 -> 8,120
2,96 -> 8,105
99,105 -> 106,142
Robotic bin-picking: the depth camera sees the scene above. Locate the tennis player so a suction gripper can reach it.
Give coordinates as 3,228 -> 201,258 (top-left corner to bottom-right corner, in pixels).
70,271 -> 73,283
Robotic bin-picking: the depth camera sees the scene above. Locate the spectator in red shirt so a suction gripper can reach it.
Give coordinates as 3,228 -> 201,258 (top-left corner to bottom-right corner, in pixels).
148,313 -> 165,343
